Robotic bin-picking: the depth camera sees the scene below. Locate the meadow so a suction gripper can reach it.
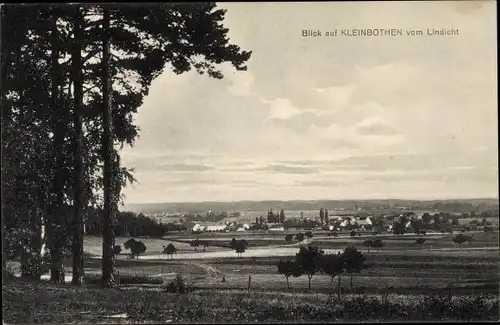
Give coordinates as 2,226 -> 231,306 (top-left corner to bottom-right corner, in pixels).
4,229 -> 499,322
23,231 -> 500,293
3,278 -> 499,323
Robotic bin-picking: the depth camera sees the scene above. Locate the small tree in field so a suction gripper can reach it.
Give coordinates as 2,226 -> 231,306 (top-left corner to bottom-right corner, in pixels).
285,234 -> 293,244
453,234 -> 473,246
163,243 -> 177,259
235,240 -> 247,258
124,238 -> 137,251
295,233 -> 305,242
291,262 -> 303,279
113,245 -> 122,255
305,231 -> 313,242
229,238 -> 237,249
295,245 -> 324,290
342,246 -> 366,289
319,253 -> 344,296
350,230 -> 357,237
190,239 -> 200,251
124,239 -> 147,259
199,240 -> 209,252
131,241 -> 147,258
231,239 -> 248,258
416,237 -> 426,248
277,259 -> 297,289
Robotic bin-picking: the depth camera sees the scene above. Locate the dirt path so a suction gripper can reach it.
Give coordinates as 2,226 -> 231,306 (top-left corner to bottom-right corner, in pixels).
193,262 -> 221,278
148,261 -> 222,278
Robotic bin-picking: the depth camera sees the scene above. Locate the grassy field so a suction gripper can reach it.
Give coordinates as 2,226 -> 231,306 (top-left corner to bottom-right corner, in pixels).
15,231 -> 494,295
4,230 -> 499,322
3,277 -> 499,323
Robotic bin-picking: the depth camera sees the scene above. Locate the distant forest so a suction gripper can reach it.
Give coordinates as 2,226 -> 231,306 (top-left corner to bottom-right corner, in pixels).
124,199 -> 499,215
84,209 -> 186,238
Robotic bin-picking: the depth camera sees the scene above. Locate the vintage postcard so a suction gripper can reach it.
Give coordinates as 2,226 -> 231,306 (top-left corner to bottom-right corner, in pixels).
2,1 -> 498,323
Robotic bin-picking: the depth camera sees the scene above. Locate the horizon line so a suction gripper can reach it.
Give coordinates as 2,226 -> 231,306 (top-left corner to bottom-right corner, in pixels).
124,196 -> 499,206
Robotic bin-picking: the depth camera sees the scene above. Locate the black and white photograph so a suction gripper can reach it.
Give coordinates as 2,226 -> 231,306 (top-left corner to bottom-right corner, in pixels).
1,1 -> 498,323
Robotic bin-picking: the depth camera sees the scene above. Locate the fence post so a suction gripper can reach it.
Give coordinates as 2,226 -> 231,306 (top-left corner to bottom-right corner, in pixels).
447,284 -> 452,319
248,274 -> 252,292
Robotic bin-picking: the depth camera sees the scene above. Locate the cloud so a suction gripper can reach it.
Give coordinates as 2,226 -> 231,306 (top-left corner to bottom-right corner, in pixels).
267,110 -> 334,132
355,117 -> 398,136
263,98 -> 303,120
217,163 -> 320,174
155,163 -> 212,172
315,84 -> 355,109
260,164 -> 320,174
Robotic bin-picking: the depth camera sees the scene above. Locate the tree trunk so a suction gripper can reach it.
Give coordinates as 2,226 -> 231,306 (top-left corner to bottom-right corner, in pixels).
48,8 -> 66,285
71,6 -> 84,286
350,275 -> 353,289
1,230 -> 6,278
337,275 -> 341,299
308,275 -> 312,290
101,6 -> 117,289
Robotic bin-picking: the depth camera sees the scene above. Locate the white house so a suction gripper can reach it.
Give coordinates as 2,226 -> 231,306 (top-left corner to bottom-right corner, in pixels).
268,224 -> 285,232
192,223 -> 227,232
192,224 -> 204,232
340,220 -> 350,228
207,225 -> 227,232
357,216 -> 372,229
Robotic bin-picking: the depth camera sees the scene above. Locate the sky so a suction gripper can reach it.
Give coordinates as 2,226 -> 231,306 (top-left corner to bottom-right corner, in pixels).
120,1 -> 498,204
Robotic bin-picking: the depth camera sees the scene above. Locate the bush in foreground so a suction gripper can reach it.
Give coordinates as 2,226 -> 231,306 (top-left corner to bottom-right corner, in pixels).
164,274 -> 191,293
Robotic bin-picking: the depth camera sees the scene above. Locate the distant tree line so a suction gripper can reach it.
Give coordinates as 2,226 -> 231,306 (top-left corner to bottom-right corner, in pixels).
85,210 -> 186,238
264,209 -> 286,224
180,211 -> 241,223
283,218 -> 320,230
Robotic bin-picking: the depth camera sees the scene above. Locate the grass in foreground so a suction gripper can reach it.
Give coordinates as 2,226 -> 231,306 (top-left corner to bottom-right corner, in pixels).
3,277 -> 498,323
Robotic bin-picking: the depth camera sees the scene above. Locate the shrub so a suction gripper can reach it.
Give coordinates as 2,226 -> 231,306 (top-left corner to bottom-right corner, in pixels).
164,274 -> 191,293
3,264 -> 17,281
